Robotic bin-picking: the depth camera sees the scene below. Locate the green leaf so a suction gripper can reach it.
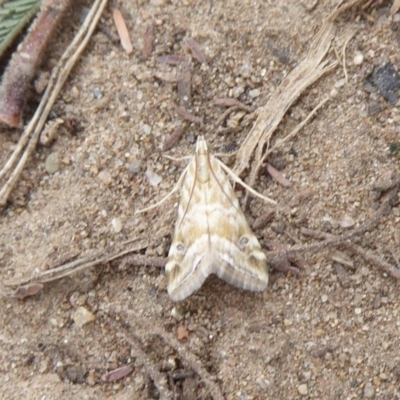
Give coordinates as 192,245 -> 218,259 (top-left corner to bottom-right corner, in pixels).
0,0 -> 42,58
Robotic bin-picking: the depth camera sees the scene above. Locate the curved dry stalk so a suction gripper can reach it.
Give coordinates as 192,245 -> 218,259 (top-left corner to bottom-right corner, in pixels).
0,0 -> 108,206
234,0 -> 362,187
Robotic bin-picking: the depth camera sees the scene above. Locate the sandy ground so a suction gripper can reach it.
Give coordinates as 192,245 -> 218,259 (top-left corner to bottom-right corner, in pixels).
1,0 -> 400,399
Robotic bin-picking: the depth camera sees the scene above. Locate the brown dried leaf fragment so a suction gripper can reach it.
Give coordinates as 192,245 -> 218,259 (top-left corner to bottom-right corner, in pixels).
252,210 -> 275,230
177,325 -> 189,340
173,103 -> 202,125
164,125 -> 186,151
113,9 -> 133,54
143,24 -> 153,58
266,163 -> 291,187
102,365 -> 134,382
185,38 -> 206,64
12,283 -> 43,299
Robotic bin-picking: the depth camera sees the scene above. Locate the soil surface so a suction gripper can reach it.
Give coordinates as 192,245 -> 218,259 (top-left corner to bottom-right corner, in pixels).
1,1 -> 400,399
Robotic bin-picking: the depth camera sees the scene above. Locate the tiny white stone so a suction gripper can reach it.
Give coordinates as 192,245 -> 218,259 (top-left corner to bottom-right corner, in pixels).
298,384 -> 308,396
249,88 -> 261,98
353,53 -> 364,65
111,218 -> 122,233
335,78 -> 346,88
145,169 -> 162,186
73,306 -> 95,327
321,294 -> 328,303
355,308 -> 362,315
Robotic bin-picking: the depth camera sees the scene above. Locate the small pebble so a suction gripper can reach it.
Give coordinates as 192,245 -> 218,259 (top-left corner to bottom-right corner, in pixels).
126,160 -> 142,175
353,53 -> 364,65
363,382 -> 374,398
171,306 -> 185,321
249,88 -> 261,98
355,308 -> 362,315
97,170 -> 112,186
340,215 -> 355,228
321,294 -> 328,303
145,169 -> 162,186
298,383 -> 308,396
335,78 -> 346,88
73,306 -> 95,327
111,218 -> 122,233
232,86 -> 245,97
284,318 -> 293,327
45,153 -> 60,174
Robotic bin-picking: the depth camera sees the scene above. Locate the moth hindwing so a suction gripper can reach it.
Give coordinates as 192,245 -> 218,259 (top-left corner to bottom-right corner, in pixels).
165,135 -> 274,301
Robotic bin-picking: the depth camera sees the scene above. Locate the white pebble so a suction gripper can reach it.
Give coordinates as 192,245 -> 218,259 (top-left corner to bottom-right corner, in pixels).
249,88 -> 261,98
340,215 -> 355,228
145,169 -> 162,186
355,308 -> 362,315
73,306 -> 95,327
363,382 -> 374,398
335,78 -> 346,88
353,53 -> 364,65
298,384 -> 308,396
111,218 -> 122,233
321,294 -> 328,303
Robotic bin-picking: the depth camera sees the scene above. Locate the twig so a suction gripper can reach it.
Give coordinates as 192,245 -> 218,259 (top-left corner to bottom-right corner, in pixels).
0,0 -> 108,206
120,311 -> 225,400
107,319 -> 172,400
0,0 -> 71,127
234,0 -> 362,186
4,239 -> 164,287
271,186 -> 399,278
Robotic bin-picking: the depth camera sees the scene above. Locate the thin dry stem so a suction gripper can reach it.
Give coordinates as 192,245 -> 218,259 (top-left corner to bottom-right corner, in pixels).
269,185 -> 399,278
234,0 -> 362,187
108,319 -> 172,400
124,312 -> 225,400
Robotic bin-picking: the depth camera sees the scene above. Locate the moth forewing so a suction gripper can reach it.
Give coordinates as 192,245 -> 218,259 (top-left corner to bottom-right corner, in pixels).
166,136 -> 270,301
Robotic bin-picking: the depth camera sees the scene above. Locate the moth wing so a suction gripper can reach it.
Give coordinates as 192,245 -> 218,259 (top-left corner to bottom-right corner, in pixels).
211,229 -> 269,292
166,233 -> 213,301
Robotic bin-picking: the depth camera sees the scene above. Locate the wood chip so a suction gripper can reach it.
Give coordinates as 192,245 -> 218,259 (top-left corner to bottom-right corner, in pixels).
113,9 -> 133,54
266,163 -> 291,187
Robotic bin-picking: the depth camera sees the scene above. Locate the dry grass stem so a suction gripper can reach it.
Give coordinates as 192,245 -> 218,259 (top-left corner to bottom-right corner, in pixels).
113,8 -> 133,54
234,0 -> 362,187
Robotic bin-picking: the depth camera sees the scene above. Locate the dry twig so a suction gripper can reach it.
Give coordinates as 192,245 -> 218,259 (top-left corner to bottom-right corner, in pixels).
234,0 -> 362,187
0,0 -> 107,206
119,311 -> 225,400
0,0 -> 72,128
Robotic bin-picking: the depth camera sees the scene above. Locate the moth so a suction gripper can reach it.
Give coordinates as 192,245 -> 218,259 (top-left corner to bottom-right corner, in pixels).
139,136 -> 276,301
